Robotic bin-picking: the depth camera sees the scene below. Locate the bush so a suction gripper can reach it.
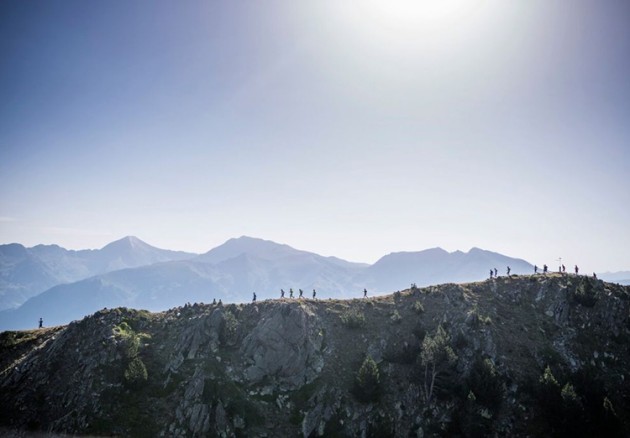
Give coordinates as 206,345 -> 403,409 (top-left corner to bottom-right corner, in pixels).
572,278 -> 598,307
340,309 -> 366,329
354,356 -> 380,403
466,358 -> 503,411
124,356 -> 148,387
390,310 -> 402,324
220,310 -> 239,346
412,301 -> 425,314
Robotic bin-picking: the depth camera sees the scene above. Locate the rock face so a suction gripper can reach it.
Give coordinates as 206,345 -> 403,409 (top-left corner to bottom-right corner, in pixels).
1,274 -> 629,437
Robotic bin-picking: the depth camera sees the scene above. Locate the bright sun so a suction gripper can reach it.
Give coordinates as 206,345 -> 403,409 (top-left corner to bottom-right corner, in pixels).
330,0 -> 494,49
366,0 -> 477,28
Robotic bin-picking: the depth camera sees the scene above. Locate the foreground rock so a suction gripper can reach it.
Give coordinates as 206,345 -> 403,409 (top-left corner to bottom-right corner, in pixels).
1,274 -> 629,437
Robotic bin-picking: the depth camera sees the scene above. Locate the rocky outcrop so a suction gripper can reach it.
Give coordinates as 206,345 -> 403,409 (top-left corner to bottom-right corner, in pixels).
0,275 -> 629,437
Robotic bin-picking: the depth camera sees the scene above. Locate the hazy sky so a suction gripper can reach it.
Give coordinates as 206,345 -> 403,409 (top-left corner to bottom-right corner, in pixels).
1,0 -> 629,272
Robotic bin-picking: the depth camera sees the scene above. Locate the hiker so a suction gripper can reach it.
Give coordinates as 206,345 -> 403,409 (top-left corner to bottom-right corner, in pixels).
363,288 -> 368,298
218,299 -> 222,305
562,264 -> 566,273
289,288 -> 294,298
490,269 -> 494,279
543,264 -> 548,274
252,292 -> 256,302
507,266 -> 511,276
494,268 -> 498,278
312,289 -> 316,299
38,317 -> 43,329
575,265 -> 579,275
299,289 -> 303,298
212,298 -> 217,305
534,265 -> 538,274
593,272 -> 597,279
281,289 -> 285,298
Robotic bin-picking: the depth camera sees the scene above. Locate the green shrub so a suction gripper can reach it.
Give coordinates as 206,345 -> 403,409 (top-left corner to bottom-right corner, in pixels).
572,278 -> 598,307
124,356 -> 148,387
466,358 -> 503,411
390,310 -> 402,324
220,310 -> 239,346
340,309 -> 366,329
354,356 -> 380,403
412,301 -> 425,314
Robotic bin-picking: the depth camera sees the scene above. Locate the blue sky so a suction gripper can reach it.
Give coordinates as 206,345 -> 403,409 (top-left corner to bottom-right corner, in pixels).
1,0 -> 629,272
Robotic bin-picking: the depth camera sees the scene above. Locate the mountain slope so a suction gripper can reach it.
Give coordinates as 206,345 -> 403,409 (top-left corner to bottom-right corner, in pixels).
1,275 -> 628,437
0,237 -> 196,311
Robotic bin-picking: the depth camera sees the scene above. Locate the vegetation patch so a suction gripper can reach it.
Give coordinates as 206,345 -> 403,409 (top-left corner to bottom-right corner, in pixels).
340,309 -> 366,329
353,356 -> 380,403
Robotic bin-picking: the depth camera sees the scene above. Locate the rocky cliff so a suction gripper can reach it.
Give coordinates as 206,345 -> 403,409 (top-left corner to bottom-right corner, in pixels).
1,274 -> 629,437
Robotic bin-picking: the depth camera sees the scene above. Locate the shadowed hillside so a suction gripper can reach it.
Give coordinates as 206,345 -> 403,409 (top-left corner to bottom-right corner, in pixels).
1,274 -> 628,437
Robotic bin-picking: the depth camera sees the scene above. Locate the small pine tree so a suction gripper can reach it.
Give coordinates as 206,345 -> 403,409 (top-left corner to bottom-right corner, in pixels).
124,356 -> 148,386
420,325 -> 457,404
355,356 -> 380,403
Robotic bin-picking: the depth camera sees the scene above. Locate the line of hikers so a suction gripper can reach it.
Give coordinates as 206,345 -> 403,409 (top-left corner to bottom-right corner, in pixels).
490,264 -> 596,279
252,287 -> 370,302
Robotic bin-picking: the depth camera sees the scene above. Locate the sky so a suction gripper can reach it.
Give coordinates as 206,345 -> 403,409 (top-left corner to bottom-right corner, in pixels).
1,0 -> 629,272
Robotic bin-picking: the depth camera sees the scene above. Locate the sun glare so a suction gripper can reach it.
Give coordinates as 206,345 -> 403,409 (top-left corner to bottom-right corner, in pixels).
367,0 -> 476,28
330,0 -> 497,52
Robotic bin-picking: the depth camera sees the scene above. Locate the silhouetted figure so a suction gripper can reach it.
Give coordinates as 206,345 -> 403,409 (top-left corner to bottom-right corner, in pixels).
363,288 -> 367,298
489,269 -> 493,279
312,289 -> 316,299
593,272 -> 597,279
289,288 -> 294,298
299,289 -> 303,298
562,264 -> 566,273
212,298 -> 216,305
281,289 -> 285,298
252,292 -> 256,302
507,266 -> 511,276
38,318 -> 43,329
575,265 -> 579,275
543,264 -> 548,274
494,268 -> 498,277
218,299 -> 222,306
534,265 -> 538,274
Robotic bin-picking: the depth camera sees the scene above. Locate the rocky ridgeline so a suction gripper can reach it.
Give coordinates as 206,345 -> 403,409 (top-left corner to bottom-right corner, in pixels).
1,274 -> 629,437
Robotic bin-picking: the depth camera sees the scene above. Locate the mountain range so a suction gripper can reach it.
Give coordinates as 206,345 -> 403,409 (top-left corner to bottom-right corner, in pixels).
2,236 -> 536,330
0,236 -> 195,311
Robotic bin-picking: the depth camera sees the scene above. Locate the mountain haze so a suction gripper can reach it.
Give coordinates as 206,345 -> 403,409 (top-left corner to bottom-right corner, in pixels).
0,236 -> 196,311
0,237 -> 536,331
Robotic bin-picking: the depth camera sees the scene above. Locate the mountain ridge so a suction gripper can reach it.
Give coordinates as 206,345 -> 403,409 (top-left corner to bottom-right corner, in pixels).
1,275 -> 628,437
0,237 -> 537,331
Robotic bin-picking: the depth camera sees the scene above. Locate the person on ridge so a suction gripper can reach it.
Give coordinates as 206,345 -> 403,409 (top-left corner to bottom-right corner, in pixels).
534,265 -> 538,274
543,264 -> 548,274
281,289 -> 285,298
494,268 -> 498,278
575,265 -> 579,275
363,288 -> 368,298
299,289 -> 303,298
562,264 -> 566,273
312,289 -> 316,299
490,269 -> 494,279
38,317 -> 43,329
507,266 -> 511,276
289,288 -> 294,298
593,272 -> 597,279
252,292 -> 256,302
